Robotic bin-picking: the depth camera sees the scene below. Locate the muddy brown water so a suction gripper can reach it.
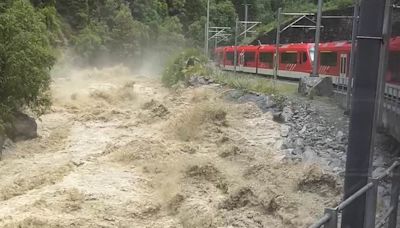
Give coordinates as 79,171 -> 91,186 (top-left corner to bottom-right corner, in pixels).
0,66 -> 340,228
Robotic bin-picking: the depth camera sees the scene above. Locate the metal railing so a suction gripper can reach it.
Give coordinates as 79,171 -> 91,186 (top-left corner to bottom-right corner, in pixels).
383,84 -> 400,115
334,81 -> 400,116
309,160 -> 400,228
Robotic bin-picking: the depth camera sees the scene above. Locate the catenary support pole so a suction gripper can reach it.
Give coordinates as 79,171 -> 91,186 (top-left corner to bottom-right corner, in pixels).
376,0 -> 393,128
312,0 -> 323,77
234,18 -> 238,74
205,0 -> 210,57
341,0 -> 387,227
346,0 -> 360,113
244,3 -> 249,40
273,8 -> 281,86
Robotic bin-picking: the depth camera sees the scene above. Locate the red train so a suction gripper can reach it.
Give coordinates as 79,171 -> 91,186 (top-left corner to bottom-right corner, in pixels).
214,38 -> 400,90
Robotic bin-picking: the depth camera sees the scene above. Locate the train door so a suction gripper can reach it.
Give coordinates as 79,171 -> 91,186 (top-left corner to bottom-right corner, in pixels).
339,54 -> 348,86
340,54 -> 348,78
239,51 -> 245,71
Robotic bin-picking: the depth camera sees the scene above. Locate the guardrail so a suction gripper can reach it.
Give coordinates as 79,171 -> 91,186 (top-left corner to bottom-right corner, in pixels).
384,84 -> 400,115
309,160 -> 400,228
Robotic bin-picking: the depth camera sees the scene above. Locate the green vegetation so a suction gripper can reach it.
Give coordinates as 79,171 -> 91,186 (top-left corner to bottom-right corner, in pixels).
162,49 -> 208,87
211,71 -> 277,94
0,0 -> 55,122
0,0 -> 352,124
209,71 -> 287,108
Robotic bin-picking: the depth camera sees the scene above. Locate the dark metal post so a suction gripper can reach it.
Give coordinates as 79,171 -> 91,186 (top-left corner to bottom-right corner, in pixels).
274,8 -> 281,85
312,0 -> 323,77
364,178 -> 378,228
244,3 -> 249,39
346,0 -> 360,113
205,0 -> 210,57
376,0 -> 393,128
341,0 -> 387,227
388,162 -> 400,228
234,18 -> 238,74
324,208 -> 338,228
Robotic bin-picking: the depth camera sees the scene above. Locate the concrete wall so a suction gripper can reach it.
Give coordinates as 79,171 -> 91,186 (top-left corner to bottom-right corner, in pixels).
334,91 -> 400,143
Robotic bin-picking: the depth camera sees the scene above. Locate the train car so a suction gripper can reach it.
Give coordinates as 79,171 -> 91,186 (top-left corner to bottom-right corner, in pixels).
257,45 -> 275,75
222,46 -> 235,71
388,37 -> 400,86
317,41 -> 352,85
277,43 -> 313,79
237,46 -> 259,74
214,47 -> 224,67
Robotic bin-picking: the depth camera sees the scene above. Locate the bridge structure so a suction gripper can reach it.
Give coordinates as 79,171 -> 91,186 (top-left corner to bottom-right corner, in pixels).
308,0 -> 400,227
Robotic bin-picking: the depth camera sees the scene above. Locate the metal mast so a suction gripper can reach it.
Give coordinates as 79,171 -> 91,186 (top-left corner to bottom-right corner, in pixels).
346,0 -> 360,113
205,0 -> 210,57
341,0 -> 389,227
311,0 -> 323,77
274,8 -> 282,85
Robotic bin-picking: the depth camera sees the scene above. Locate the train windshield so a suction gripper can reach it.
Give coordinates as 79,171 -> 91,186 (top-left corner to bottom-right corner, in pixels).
309,47 -> 315,63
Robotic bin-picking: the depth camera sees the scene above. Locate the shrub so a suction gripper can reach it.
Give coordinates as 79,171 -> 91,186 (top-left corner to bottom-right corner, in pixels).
161,49 -> 207,87
0,0 -> 55,121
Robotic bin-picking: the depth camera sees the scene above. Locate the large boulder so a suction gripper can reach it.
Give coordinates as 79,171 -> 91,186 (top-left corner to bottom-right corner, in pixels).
298,77 -> 334,97
5,111 -> 38,142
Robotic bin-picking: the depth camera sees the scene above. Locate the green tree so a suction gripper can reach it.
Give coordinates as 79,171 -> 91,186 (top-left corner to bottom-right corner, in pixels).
157,16 -> 186,53
0,0 -> 55,119
129,0 -> 168,23
109,4 -> 149,60
55,0 -> 89,30
73,22 -> 109,65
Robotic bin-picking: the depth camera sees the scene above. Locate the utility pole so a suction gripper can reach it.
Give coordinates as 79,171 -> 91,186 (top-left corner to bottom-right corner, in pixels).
205,0 -> 210,57
341,0 -> 388,227
312,0 -> 323,77
243,2 -> 250,40
274,8 -> 282,86
234,18 -> 238,74
346,0 -> 360,113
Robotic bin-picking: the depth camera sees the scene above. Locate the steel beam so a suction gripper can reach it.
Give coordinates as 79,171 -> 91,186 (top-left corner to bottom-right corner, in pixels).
346,1 -> 360,113
281,12 -> 314,16
376,0 -> 393,128
341,0 -> 387,227
388,160 -> 400,228
205,0 -> 210,57
311,0 -> 323,77
234,18 -> 238,74
273,8 -> 281,86
244,3 -> 249,39
364,178 -> 379,228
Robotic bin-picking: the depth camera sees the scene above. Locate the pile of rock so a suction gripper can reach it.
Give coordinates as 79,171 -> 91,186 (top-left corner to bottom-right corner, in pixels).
274,102 -> 348,174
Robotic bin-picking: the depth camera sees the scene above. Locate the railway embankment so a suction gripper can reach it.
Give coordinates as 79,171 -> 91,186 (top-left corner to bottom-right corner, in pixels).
190,74 -> 400,177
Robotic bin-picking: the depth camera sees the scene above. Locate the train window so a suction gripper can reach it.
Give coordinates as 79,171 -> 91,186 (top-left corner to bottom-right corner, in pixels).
388,52 -> 400,82
281,53 -> 297,64
259,53 -> 273,64
244,52 -> 256,62
303,52 -> 308,63
320,52 -> 338,66
226,52 -> 234,61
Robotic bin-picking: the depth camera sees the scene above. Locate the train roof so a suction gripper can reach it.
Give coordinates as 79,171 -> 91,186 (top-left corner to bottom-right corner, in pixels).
259,45 -> 275,52
279,43 -> 313,51
319,41 -> 351,51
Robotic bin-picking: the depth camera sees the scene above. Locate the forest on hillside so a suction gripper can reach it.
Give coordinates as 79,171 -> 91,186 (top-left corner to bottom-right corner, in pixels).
0,0 -> 352,125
